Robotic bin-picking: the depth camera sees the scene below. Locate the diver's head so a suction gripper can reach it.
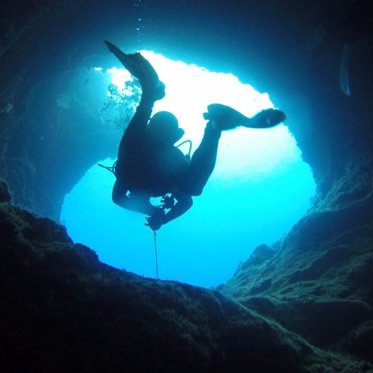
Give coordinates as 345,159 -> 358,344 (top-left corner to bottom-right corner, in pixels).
147,111 -> 184,146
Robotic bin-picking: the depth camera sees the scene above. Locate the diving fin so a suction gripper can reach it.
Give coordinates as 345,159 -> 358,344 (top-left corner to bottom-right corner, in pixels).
104,40 -> 165,100
203,103 -> 286,130
104,41 -> 158,81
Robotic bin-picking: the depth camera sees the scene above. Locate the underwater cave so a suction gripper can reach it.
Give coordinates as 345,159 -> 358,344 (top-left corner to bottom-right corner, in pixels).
60,51 -> 316,287
1,0 -> 373,372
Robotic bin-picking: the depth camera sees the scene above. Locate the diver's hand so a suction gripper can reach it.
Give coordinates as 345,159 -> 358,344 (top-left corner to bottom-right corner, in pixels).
145,208 -> 166,231
251,109 -> 286,128
161,195 -> 176,210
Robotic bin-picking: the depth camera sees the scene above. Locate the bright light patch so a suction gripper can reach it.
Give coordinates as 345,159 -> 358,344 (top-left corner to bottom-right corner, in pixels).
106,51 -> 296,177
62,51 -> 316,287
106,67 -> 135,96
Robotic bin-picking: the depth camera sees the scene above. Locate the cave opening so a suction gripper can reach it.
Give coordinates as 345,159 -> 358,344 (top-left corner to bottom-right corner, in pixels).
60,51 -> 316,288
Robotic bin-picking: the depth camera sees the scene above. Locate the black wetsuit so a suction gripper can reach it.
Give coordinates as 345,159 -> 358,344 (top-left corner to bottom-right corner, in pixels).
105,41 -> 224,227
112,94 -> 221,224
115,97 -> 190,196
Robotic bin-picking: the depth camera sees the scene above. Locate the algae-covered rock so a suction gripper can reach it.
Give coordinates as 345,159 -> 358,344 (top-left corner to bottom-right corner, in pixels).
1,1 -> 373,371
1,201 -> 370,372
222,196 -> 373,363
0,179 -> 11,203
342,321 -> 373,363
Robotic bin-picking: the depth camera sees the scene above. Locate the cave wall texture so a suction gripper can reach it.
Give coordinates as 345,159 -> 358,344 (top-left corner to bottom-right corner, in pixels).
1,0 -> 373,371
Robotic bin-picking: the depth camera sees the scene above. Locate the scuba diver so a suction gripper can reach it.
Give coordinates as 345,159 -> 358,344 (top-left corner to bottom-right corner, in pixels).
105,41 -> 286,231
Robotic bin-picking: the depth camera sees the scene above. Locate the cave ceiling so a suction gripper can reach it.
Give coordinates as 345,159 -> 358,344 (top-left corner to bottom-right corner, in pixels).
0,0 -> 372,218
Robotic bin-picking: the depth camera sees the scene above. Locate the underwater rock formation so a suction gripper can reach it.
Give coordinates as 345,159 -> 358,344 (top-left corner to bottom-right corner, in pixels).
0,179 -> 12,203
0,190 -> 371,372
222,161 -> 373,362
1,0 -> 373,371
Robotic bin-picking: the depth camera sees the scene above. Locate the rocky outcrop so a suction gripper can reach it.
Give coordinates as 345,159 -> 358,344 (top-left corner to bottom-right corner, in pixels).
1,1 -> 373,371
0,179 -> 12,202
0,182 -> 371,372
222,162 -> 373,362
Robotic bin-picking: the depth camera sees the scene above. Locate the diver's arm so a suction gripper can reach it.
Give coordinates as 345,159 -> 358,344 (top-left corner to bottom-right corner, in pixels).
157,155 -> 193,226
145,192 -> 193,231
163,192 -> 193,224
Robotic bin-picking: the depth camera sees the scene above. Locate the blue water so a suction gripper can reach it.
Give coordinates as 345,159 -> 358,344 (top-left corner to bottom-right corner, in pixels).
60,53 -> 316,288
61,153 -> 315,288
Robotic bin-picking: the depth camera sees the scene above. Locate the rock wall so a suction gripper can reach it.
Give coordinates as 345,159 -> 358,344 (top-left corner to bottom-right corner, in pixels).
221,157 -> 373,362
1,0 -> 373,371
0,182 -> 371,372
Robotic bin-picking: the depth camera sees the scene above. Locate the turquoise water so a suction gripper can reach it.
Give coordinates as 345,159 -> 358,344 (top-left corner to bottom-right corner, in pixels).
61,52 -> 316,288
61,152 -> 315,288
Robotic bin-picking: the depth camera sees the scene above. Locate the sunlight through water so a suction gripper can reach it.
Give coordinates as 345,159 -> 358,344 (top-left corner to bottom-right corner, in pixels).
61,51 -> 316,287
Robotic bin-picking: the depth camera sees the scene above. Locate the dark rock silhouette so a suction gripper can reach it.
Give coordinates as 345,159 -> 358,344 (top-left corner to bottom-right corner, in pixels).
1,0 -> 373,371
2,187 -> 367,372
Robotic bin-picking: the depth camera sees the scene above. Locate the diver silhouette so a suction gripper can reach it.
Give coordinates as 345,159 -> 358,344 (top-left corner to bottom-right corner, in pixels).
105,41 -> 286,231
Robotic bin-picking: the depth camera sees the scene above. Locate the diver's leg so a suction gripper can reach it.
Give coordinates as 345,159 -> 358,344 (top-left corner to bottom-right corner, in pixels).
105,40 -> 165,100
106,42 -> 167,209
112,180 -> 157,215
115,105 -> 148,183
204,103 -> 286,129
106,41 -> 164,182
184,123 -> 221,196
105,41 -> 157,82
